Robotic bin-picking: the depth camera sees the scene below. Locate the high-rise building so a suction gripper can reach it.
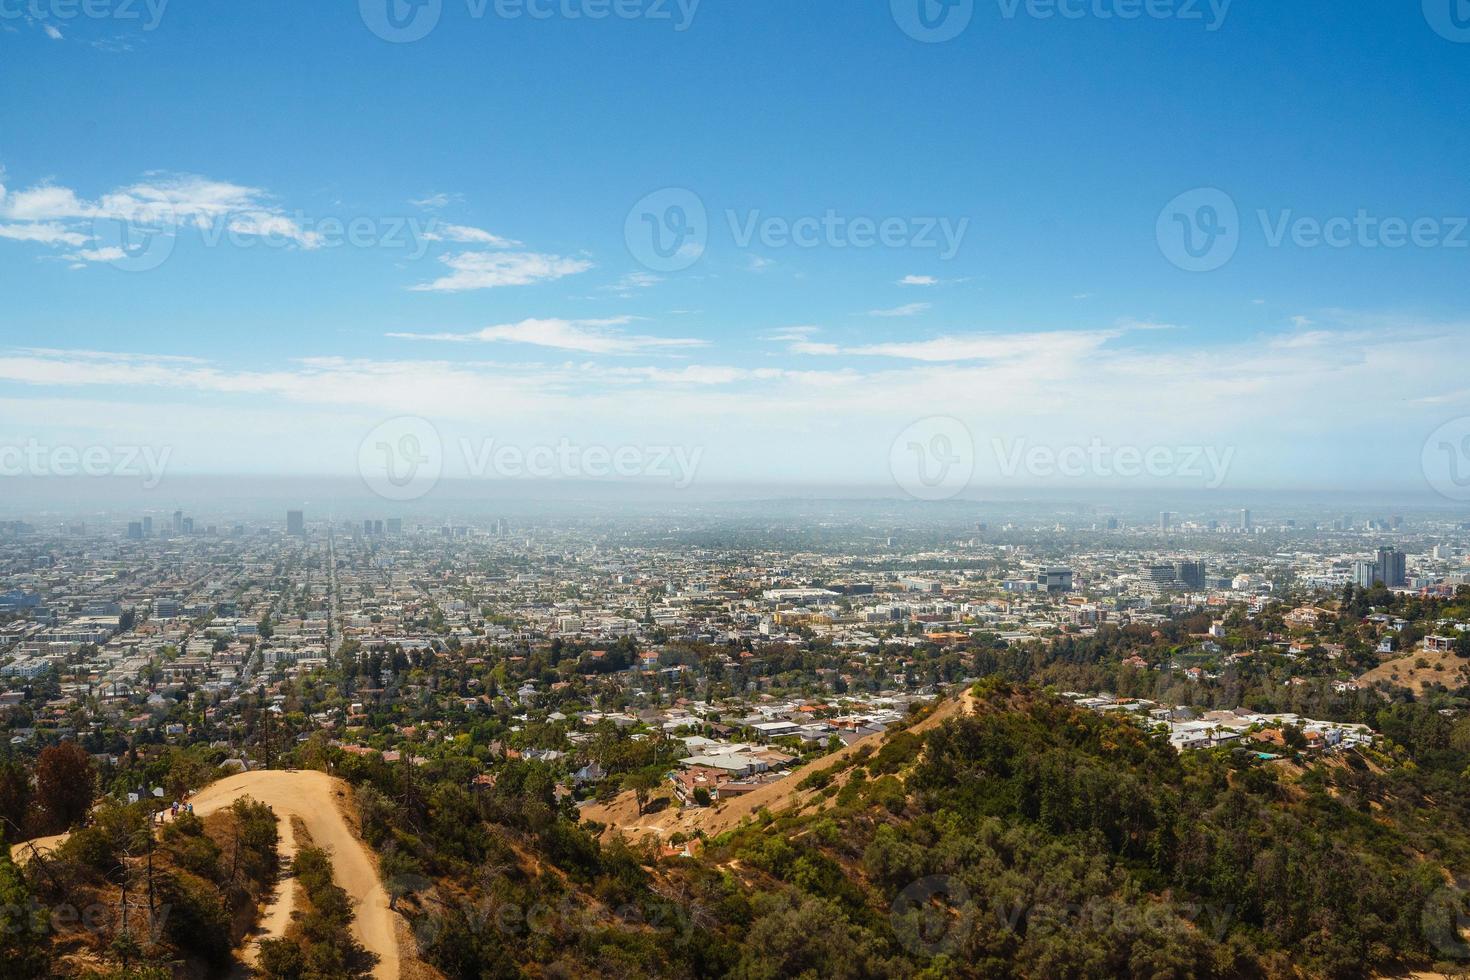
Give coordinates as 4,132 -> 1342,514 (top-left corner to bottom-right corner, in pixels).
1159,511 -> 1172,531
1036,568 -> 1073,593
287,510 -> 305,535
363,519 -> 374,536
172,509 -> 183,532
1376,547 -> 1407,588
126,521 -> 143,540
1239,508 -> 1251,531
181,517 -> 194,533
1174,561 -> 1206,589
141,516 -> 153,536
1145,564 -> 1177,584
386,518 -> 403,535
1353,559 -> 1379,588
374,520 -> 384,536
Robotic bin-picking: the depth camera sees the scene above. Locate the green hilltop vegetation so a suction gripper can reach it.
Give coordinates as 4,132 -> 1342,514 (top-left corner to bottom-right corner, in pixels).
325,678 -> 1470,980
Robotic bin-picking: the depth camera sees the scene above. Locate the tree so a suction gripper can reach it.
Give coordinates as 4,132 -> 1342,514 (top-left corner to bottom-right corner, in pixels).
0,844 -> 50,977
628,771 -> 661,816
33,741 -> 96,832
0,760 -> 30,838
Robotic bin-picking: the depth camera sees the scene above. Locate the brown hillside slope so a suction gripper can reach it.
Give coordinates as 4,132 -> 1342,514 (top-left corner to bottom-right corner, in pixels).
581,688 -> 974,841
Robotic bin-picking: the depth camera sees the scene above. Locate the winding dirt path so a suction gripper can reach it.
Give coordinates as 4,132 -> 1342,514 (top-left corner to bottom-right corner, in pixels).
11,770 -> 402,979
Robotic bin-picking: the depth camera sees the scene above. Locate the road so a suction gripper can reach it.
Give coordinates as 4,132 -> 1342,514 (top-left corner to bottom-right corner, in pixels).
12,770 -> 401,979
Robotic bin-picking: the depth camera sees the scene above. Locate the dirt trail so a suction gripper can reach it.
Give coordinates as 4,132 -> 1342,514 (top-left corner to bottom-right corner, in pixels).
241,813 -> 299,969
12,769 -> 401,980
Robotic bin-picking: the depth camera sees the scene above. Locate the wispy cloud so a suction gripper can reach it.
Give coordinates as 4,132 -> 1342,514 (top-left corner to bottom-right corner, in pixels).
386,317 -> 706,354
0,173 -> 323,253
410,192 -> 461,209
421,223 -> 518,247
898,274 -> 938,286
410,251 -> 592,292
867,302 -> 930,318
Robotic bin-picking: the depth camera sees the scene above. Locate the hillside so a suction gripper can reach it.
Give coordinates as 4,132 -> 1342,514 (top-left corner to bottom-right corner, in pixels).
580,688 -> 974,841
1359,649 -> 1470,694
323,680 -> 1470,979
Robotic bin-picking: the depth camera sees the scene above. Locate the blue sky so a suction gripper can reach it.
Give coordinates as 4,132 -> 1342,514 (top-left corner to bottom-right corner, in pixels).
2,0 -> 1469,499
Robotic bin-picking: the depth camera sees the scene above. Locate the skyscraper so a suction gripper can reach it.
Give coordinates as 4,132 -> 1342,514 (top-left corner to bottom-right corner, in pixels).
287,510 -> 305,535
1376,547 -> 1407,588
1159,511 -> 1172,531
1175,561 -> 1206,589
172,509 -> 183,533
1239,508 -> 1251,531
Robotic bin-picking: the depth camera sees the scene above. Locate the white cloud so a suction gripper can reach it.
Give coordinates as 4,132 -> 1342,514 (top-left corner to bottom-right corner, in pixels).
605,271 -> 663,296
421,223 -> 518,247
0,222 -> 89,247
387,317 -> 705,354
68,246 -> 127,263
867,302 -> 931,318
43,22 -> 62,39
898,275 -> 938,286
410,192 -> 460,209
0,173 -> 321,253
1,318 -> 1462,488
410,251 -> 593,292
764,326 -> 821,342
